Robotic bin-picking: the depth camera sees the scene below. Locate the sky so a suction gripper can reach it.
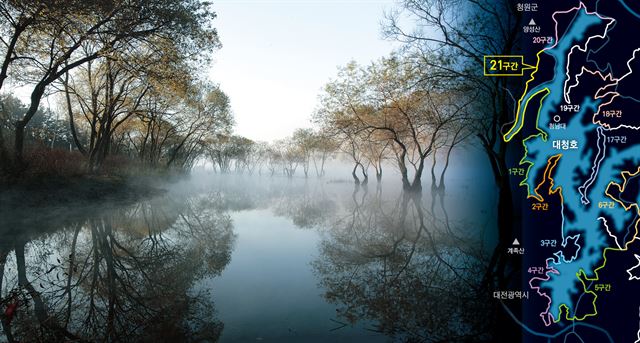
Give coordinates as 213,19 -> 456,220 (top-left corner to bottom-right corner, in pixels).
207,0 -> 400,142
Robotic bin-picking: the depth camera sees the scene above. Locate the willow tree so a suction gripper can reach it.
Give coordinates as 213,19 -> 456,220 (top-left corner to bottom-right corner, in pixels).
315,62 -> 372,185
165,83 -> 233,170
0,0 -> 219,168
362,134 -> 390,182
316,57 -> 471,191
63,54 -> 231,172
384,0 -> 524,291
435,117 -> 473,192
63,57 -> 151,169
208,135 -> 256,174
384,2 -> 525,340
309,130 -> 337,178
291,128 -> 315,178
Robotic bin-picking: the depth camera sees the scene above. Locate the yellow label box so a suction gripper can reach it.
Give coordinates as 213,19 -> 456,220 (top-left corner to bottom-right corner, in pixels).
484,55 -> 534,76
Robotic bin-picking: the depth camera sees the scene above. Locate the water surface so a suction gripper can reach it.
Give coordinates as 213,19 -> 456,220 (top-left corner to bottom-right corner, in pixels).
0,174 -> 494,342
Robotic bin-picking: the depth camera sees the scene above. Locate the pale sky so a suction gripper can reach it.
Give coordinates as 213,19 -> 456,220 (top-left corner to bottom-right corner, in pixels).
207,0 -> 400,142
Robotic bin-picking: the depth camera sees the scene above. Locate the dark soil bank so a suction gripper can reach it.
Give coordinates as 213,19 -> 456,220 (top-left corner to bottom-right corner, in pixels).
0,175 -> 167,208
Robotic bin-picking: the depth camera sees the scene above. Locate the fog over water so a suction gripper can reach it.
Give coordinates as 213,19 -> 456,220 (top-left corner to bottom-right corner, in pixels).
0,150 -> 497,342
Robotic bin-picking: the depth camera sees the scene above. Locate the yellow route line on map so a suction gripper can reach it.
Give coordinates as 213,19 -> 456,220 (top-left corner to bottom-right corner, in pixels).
503,49 -> 547,142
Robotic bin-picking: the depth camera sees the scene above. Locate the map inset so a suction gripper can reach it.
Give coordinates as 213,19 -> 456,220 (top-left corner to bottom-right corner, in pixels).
505,1 -> 640,341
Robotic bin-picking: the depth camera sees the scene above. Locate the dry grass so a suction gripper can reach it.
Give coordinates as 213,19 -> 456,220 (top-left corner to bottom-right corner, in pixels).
23,147 -> 86,178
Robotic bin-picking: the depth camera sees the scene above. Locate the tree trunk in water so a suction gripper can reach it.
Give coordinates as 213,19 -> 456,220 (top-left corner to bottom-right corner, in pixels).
351,163 -> 360,185
401,174 -> 410,189
408,157 -> 425,192
360,164 -> 368,185
430,152 -> 438,191
320,154 -> 326,177
397,153 -> 411,190
438,143 -> 455,192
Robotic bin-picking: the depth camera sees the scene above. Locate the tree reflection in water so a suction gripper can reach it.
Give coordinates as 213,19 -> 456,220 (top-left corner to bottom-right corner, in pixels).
312,185 -> 492,342
1,175 -> 492,342
0,192 -> 236,342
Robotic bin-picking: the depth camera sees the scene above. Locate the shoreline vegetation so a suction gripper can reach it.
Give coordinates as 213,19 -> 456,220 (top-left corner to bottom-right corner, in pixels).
0,0 -> 227,195
0,171 -> 168,208
0,145 -> 179,208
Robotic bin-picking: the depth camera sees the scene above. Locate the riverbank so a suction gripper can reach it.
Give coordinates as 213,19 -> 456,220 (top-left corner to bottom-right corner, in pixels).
0,174 -> 168,208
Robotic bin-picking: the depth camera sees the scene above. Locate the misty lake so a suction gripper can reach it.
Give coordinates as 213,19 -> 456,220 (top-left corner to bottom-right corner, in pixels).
0,173 -> 495,342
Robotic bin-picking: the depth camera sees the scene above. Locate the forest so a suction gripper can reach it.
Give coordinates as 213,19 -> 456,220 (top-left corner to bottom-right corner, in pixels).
1,0 -> 515,197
